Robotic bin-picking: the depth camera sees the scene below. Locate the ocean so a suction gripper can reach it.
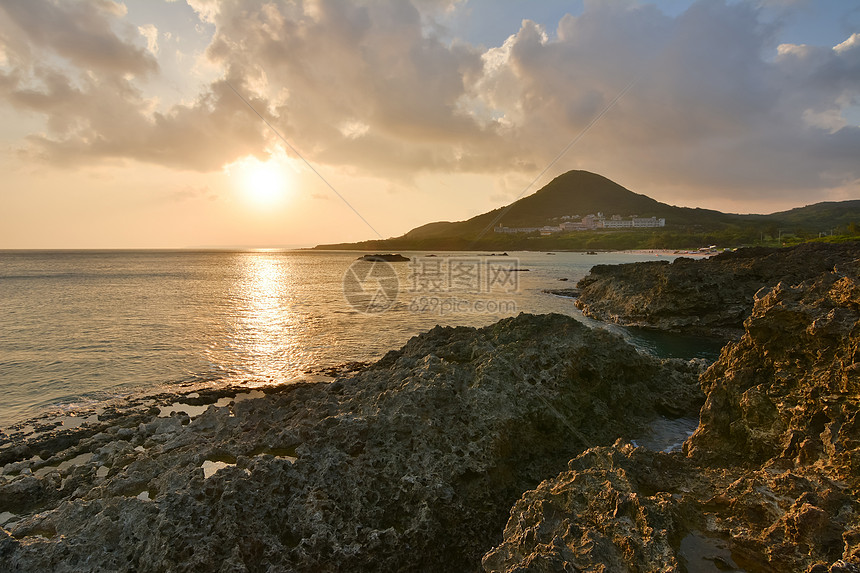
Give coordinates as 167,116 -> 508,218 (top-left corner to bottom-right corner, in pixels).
0,249 -> 723,428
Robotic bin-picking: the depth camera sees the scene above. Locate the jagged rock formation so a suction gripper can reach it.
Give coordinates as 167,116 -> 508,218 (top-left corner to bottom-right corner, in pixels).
575,241 -> 860,339
0,314 -> 702,572
686,259 -> 860,467
484,261 -> 860,573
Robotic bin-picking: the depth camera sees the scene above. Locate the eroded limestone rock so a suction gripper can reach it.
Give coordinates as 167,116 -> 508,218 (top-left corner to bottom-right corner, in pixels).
486,261 -> 860,573
574,241 -> 860,339
0,313 -> 702,572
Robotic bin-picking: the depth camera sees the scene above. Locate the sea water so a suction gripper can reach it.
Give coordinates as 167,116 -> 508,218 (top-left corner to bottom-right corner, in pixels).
0,249 -> 721,428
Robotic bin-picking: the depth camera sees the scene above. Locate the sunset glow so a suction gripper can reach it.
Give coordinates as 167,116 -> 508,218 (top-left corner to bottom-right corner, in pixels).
0,0 -> 857,249
1,3 -> 860,569
235,158 -> 290,208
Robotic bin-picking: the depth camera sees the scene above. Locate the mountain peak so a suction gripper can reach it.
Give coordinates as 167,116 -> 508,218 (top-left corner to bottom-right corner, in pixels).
317,170 -> 860,249
490,170 -> 663,227
402,170 -> 666,240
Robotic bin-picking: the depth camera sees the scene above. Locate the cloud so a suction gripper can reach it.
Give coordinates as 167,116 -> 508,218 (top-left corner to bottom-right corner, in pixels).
0,0 -> 857,205
17,76 -> 272,171
201,0 -> 497,174
0,0 -> 156,76
185,0 -> 221,24
0,0 -> 272,171
0,0 -> 497,174
465,0 -> 860,201
138,24 -> 159,56
835,33 -> 860,53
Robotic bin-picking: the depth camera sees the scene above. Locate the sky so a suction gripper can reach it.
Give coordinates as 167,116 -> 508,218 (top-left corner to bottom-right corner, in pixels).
1,0 -> 859,249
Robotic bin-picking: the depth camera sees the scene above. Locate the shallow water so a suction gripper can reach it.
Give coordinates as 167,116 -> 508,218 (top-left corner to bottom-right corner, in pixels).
622,327 -> 727,360
679,532 -> 757,573
632,416 -> 699,453
0,249 -> 719,427
32,452 -> 94,478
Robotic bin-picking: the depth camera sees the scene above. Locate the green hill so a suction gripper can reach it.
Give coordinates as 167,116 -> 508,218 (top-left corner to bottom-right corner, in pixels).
765,200 -> 860,230
315,170 -> 860,251
401,170 -> 736,240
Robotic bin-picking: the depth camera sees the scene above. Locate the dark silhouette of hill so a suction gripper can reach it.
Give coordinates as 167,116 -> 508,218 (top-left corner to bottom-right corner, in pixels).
314,170 -> 860,250
763,200 -> 860,229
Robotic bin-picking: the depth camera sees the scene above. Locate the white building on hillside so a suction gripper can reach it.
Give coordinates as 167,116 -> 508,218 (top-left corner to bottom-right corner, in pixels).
632,217 -> 666,228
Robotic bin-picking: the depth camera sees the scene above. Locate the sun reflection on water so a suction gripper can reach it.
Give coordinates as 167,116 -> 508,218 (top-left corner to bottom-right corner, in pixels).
224,252 -> 305,385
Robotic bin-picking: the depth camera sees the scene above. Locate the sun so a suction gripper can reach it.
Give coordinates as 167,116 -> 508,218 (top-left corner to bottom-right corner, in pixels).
237,158 -> 289,207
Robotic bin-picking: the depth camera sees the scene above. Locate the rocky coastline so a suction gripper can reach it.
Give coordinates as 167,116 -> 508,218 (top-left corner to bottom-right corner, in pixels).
0,314 -> 703,572
574,241 -> 860,339
485,257 -> 860,572
2,243 -> 859,572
